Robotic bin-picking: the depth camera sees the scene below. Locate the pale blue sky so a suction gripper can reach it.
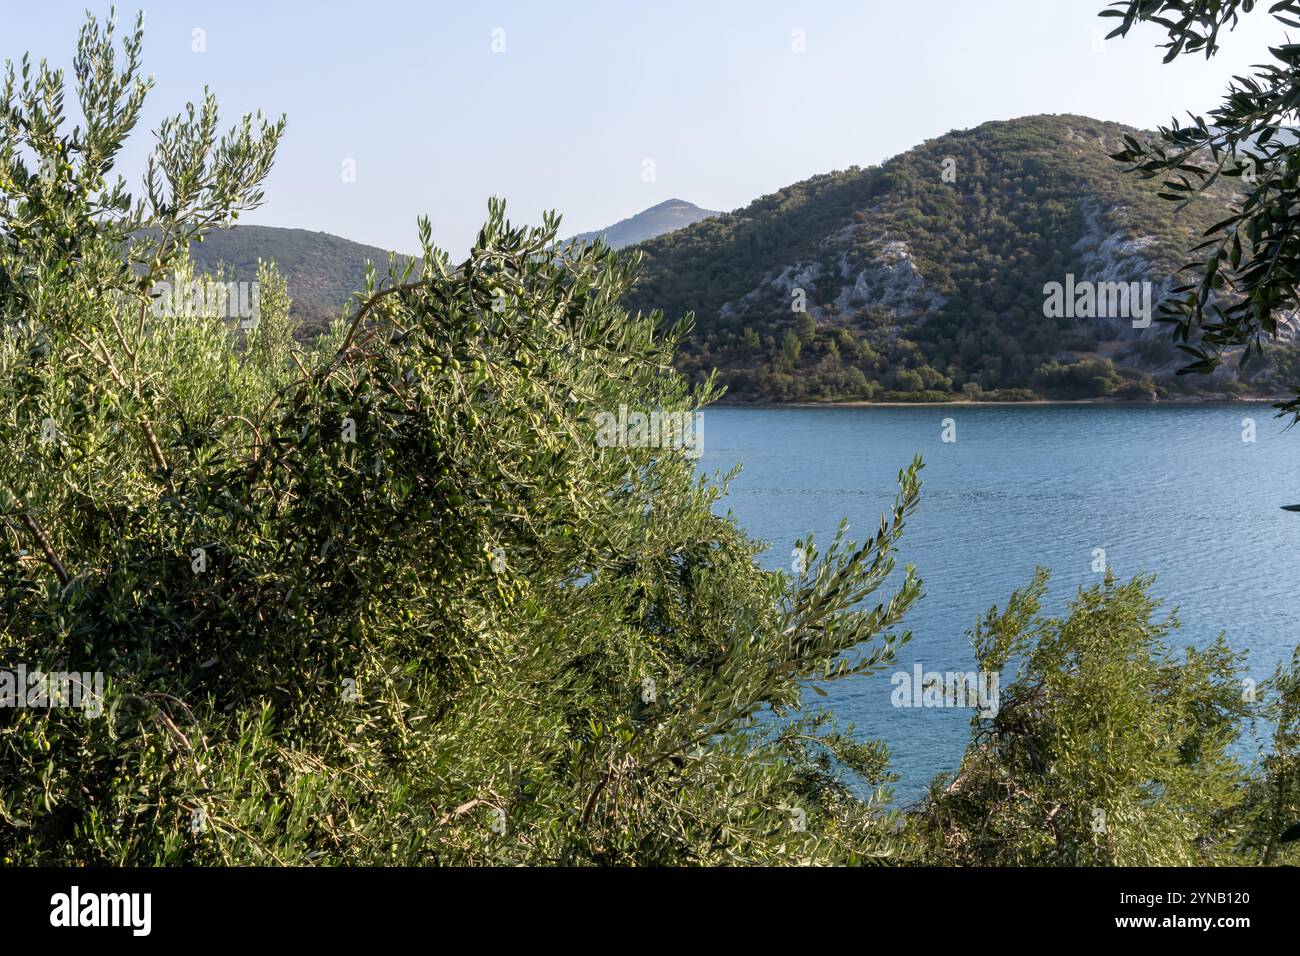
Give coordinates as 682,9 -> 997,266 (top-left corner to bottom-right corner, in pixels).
2,0 -> 1292,256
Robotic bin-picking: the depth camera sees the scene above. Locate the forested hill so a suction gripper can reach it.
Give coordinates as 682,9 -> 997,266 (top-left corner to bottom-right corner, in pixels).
624,114 -> 1295,402
185,225 -> 414,338
182,200 -> 715,338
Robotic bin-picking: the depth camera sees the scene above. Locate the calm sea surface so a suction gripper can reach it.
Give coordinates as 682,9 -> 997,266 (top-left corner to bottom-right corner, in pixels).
698,403 -> 1297,803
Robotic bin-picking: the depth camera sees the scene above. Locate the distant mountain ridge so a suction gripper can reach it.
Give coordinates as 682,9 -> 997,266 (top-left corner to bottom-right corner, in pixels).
570,199 -> 720,248
185,225 -> 413,337
181,118 -> 1296,401
624,114 -> 1294,402
184,200 -> 717,337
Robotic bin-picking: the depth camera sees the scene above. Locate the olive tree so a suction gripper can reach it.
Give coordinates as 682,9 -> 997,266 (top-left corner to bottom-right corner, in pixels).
0,9 -> 922,866
1102,0 -> 1300,417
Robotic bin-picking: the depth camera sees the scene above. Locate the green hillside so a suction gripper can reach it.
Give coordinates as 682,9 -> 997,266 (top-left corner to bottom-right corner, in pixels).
625,114 -> 1293,402
185,225 -> 415,338
181,202 -> 712,340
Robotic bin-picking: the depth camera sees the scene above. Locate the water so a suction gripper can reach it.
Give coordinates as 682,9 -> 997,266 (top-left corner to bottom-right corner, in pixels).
698,403 -> 1299,803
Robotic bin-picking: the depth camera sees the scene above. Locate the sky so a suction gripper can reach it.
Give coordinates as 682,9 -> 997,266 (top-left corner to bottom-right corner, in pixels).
1,0 -> 1294,257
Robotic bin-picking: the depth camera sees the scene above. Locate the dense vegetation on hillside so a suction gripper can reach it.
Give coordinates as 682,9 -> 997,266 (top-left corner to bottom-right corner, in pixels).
1103,0 -> 1300,421
184,201 -> 715,342
176,115 -> 1300,406
626,114 -> 1295,402
186,225 -> 414,339
3,11 -> 1299,867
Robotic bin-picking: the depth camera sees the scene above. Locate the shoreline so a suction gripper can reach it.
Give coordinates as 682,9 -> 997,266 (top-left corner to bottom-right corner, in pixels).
708,396 -> 1289,409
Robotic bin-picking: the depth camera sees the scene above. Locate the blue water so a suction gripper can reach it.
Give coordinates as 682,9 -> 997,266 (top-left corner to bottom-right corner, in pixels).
698,403 -> 1298,803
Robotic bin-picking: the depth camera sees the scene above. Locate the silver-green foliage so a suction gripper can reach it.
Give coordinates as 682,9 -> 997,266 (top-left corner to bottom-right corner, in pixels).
0,11 -> 921,865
